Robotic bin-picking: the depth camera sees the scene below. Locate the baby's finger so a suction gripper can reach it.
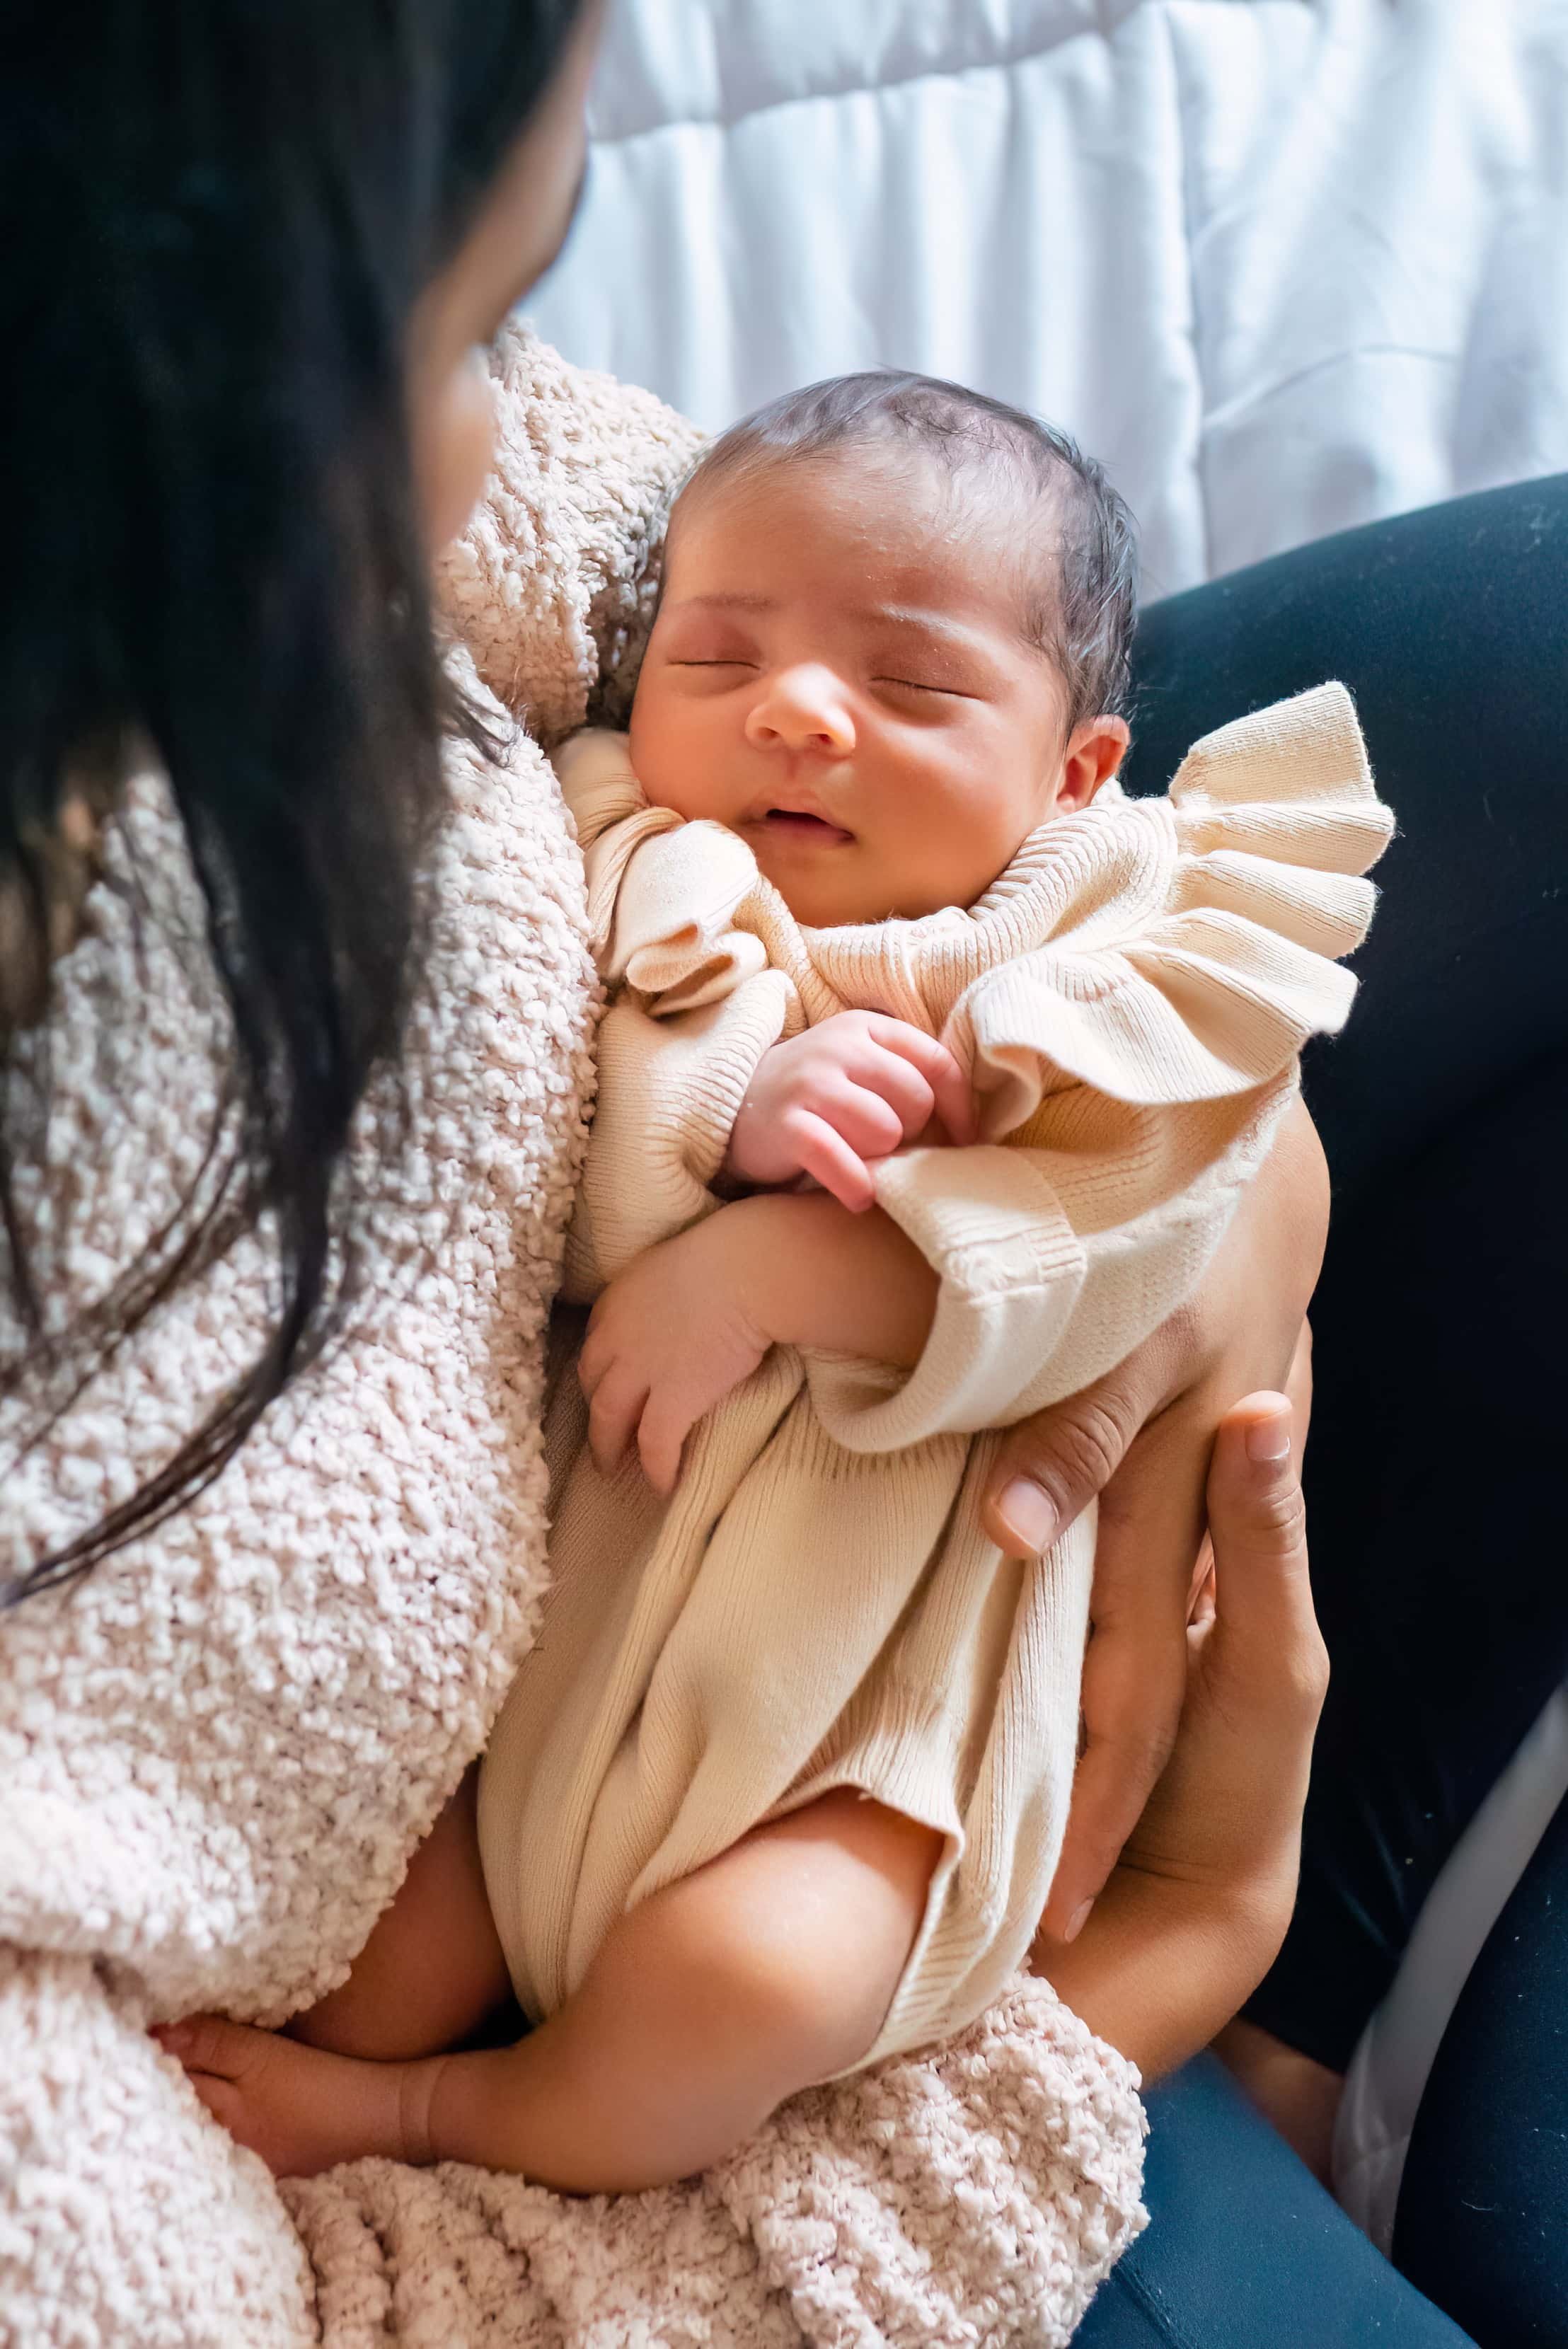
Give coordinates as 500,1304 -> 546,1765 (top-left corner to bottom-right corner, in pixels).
636,1390 -> 694,1496
792,1115 -> 877,1212
850,1044 -> 938,1140
863,1019 -> 976,1145
815,1078 -> 906,1162
587,1366 -> 649,1476
577,1320 -> 611,1403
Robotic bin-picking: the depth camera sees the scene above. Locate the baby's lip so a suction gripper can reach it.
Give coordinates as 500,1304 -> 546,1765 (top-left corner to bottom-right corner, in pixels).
743,794 -> 855,845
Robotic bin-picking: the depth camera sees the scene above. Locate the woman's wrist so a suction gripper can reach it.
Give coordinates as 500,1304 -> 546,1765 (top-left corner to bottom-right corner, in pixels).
1035,1864 -> 1293,2082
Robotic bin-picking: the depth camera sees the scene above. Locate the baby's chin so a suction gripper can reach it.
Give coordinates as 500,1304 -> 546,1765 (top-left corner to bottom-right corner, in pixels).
751,845 -> 961,930
753,859 -> 880,930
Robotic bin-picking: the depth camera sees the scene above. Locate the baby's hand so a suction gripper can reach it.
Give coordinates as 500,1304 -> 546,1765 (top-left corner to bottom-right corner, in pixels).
579,1217 -> 772,1494
725,1010 -> 975,1213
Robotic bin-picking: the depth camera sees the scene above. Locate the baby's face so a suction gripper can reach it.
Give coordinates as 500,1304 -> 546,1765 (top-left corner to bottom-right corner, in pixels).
628,451 -> 1124,928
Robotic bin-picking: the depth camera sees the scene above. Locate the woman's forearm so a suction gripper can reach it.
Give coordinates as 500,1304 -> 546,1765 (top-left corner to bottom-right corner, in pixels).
1033,1873 -> 1290,2083
716,1191 -> 939,1367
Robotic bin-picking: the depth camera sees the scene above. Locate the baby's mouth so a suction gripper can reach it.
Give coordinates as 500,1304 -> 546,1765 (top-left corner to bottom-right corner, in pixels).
751,808 -> 855,846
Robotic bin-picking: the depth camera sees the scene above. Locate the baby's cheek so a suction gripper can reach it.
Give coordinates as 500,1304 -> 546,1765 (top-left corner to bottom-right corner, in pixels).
892,785 -> 1015,916
628,691 -> 717,820
626,696 -> 675,802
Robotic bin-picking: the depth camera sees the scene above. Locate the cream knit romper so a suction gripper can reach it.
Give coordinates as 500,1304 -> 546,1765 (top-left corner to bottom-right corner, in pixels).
478,681 -> 1393,2070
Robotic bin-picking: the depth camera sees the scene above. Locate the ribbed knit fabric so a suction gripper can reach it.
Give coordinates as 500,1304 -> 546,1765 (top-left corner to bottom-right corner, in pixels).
479,682 -> 1393,2065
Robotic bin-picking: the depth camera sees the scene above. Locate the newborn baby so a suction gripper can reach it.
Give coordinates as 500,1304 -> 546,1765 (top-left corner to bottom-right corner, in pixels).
163,373 -> 1392,2189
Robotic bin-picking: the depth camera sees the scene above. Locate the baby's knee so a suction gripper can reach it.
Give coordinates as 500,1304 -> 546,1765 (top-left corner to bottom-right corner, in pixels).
644,1795 -> 941,2090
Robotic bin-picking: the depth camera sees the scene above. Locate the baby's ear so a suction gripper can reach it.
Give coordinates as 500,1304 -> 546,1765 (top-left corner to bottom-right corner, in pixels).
1058,716 -> 1130,812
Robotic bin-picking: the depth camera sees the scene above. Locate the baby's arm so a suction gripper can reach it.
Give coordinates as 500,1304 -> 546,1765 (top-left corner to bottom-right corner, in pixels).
579,1191 -> 940,1491
566,999 -> 967,1298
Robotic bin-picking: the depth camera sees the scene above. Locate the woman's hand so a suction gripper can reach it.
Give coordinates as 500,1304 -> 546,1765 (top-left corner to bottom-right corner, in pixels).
985,1096 -> 1330,1942
1037,1389 -> 1327,2079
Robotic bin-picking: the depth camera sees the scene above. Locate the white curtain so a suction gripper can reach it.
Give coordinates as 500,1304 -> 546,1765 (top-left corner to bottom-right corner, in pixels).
529,0 -> 1568,590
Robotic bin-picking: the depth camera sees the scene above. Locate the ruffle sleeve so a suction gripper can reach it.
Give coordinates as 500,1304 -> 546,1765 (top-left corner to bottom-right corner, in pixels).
553,732 -> 802,1296
809,683 -> 1392,1450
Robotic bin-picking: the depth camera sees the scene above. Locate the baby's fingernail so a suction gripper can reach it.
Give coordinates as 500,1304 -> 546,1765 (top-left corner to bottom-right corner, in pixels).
997,1478 -> 1058,1555
1245,1412 -> 1291,1464
1065,1900 -> 1093,1944
151,2021 -> 192,2053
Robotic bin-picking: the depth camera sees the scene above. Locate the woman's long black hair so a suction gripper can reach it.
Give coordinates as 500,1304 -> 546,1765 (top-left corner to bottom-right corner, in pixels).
0,0 -> 586,1598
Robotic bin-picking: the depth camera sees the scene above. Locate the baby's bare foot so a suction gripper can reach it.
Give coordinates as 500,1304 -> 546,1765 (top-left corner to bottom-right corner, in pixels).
152,2013 -> 432,2179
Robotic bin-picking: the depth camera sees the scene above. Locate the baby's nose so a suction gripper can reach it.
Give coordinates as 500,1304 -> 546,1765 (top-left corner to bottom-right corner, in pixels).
745,665 -> 856,756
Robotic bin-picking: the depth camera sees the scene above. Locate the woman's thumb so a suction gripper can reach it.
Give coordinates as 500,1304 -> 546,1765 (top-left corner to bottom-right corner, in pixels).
1204,1394 -> 1325,1711
983,1355 -> 1161,1556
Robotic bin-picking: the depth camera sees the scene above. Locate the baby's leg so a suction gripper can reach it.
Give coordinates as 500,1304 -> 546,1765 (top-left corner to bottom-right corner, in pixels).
420,1788 -> 942,2188
292,1765 -> 511,2061
167,1789 -> 938,2188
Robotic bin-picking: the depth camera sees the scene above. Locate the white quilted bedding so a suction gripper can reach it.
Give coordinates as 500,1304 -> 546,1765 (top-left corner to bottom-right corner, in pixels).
529,0 -> 1568,591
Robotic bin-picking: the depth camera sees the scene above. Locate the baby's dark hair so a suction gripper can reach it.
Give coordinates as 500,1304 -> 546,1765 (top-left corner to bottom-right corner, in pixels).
679,371 -> 1138,732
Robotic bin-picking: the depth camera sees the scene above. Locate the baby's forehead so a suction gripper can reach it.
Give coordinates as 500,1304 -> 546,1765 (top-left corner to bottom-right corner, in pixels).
681,434 -> 1048,530
668,441 -> 1063,623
